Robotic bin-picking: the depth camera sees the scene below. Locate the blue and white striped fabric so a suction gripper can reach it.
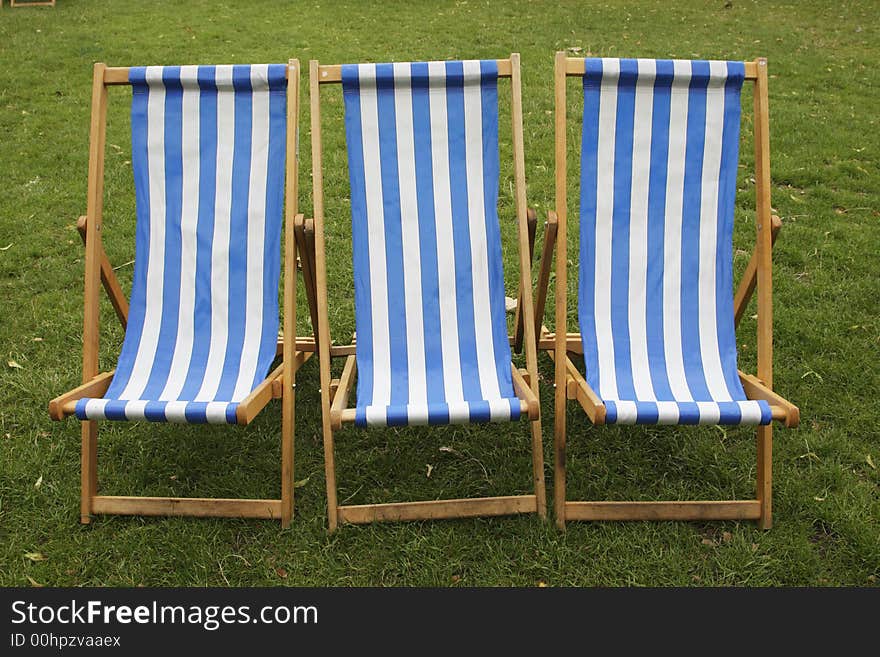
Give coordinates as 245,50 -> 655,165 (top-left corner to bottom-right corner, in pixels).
578,58 -> 771,425
76,64 -> 287,424
341,61 -> 521,427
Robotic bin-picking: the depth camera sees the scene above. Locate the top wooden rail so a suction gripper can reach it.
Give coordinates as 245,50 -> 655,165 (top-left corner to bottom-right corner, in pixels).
316,59 -> 513,83
563,58 -> 760,80
102,65 -> 296,86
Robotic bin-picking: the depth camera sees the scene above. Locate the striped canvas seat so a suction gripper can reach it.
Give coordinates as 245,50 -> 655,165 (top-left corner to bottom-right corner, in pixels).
76,64 -> 287,424
578,58 -> 771,425
341,61 -> 521,427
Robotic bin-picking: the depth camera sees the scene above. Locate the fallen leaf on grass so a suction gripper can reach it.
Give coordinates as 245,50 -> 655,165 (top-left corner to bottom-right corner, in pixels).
7,360 -> 22,369
24,552 -> 47,562
293,477 -> 310,489
867,454 -> 876,470
35,475 -> 43,489
426,464 -> 434,478
275,567 -> 288,579
701,538 -> 715,546
26,576 -> 44,587
721,531 -> 732,543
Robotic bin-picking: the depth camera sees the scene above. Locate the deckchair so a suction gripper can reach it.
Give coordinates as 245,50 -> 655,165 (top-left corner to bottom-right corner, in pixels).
308,54 -> 546,530
49,61 -> 308,527
535,54 -> 799,529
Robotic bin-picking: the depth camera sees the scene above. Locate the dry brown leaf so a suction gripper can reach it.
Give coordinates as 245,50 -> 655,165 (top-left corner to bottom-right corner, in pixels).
275,567 -> 288,579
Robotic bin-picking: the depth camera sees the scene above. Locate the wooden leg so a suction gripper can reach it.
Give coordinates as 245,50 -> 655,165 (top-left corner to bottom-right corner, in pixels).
322,423 -> 339,532
80,420 -> 98,524
757,424 -> 772,530
530,418 -> 547,519
280,382 -> 295,529
554,400 -> 566,531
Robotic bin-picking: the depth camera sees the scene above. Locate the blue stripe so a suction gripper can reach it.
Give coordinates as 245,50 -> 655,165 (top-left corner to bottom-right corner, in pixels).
142,66 -> 185,399
252,68 -> 287,389
214,65 -> 253,399
608,59 -> 638,401
678,60 -> 712,401
106,67 -> 152,398
342,65 -> 375,409
409,62 -> 446,406
716,61 -> 747,400
445,61 -> 481,402
179,66 -> 218,400
375,63 -> 409,406
579,58 -> 603,393
478,60 -> 514,399
644,59 -> 675,401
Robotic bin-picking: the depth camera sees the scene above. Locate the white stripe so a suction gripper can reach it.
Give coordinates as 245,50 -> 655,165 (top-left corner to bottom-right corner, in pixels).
159,66 -> 201,401
84,398 -> 110,420
163,401 -> 189,422
593,58 -> 620,399
661,59 -> 693,401
627,59 -> 656,402
614,400 -> 639,424
487,398 -> 512,422
696,401 -> 722,424
393,63 -> 428,408
403,405 -> 429,426
195,66 -> 235,401
365,405 -> 388,426
123,400 -> 148,421
232,65 -> 272,401
655,401 -> 680,424
446,401 -> 472,424
428,61 -> 464,403
205,401 -> 231,423
697,60 -> 733,402
119,66 -> 167,400
738,401 -> 763,424
358,64 -> 392,406
462,60 -> 501,400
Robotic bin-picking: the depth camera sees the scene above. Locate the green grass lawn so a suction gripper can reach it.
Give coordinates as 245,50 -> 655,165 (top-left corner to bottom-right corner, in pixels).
1,0 -> 878,587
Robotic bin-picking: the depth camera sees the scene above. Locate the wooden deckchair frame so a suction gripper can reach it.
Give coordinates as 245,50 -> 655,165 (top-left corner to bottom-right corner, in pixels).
49,60 -> 310,527
309,54 -> 546,531
537,54 -> 799,530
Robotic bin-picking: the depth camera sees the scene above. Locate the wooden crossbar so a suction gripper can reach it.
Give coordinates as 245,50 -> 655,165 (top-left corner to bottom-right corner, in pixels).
562,58 -> 759,80
564,500 -> 761,522
316,59 -> 513,85
338,495 -> 538,524
91,496 -> 282,519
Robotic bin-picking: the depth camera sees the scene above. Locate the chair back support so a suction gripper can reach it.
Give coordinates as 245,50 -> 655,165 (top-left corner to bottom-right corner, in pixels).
341,61 -> 519,426
77,64 -> 287,423
577,58 -> 770,425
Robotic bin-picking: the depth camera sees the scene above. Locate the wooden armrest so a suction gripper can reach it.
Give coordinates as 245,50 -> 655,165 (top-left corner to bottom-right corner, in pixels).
49,371 -> 115,420
739,371 -> 800,428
